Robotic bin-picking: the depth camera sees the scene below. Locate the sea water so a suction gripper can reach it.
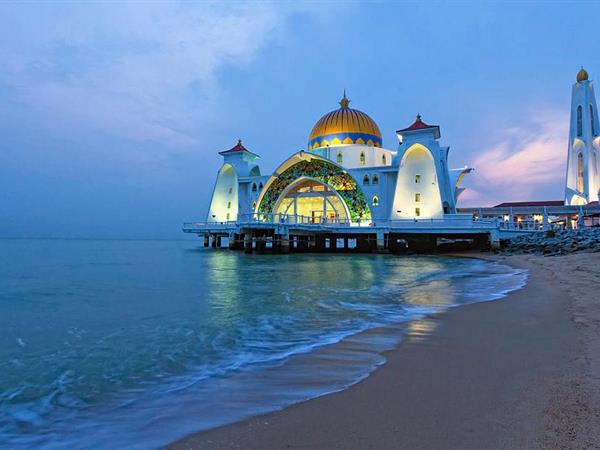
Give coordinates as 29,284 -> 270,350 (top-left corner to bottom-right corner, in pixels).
0,239 -> 527,449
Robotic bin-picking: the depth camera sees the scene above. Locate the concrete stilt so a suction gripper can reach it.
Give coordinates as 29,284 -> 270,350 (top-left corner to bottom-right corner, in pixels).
203,234 -> 209,248
281,232 -> 290,254
376,230 -> 385,252
489,229 -> 501,250
244,233 -> 252,254
211,234 -> 217,248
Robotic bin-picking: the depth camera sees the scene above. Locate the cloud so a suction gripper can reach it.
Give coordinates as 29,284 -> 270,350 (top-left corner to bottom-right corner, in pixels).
462,108 -> 569,206
0,2 -> 305,148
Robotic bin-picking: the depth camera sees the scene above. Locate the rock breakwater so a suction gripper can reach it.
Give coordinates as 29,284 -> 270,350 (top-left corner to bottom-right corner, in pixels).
503,228 -> 600,255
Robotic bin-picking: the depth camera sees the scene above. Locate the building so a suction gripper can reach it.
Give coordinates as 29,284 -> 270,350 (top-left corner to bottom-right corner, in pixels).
205,93 -> 471,227
565,67 -> 600,205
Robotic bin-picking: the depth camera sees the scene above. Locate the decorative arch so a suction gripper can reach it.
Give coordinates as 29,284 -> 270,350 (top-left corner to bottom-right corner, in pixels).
372,174 -> 379,185
207,163 -> 238,222
273,176 -> 351,222
393,144 -> 443,219
577,105 -> 583,137
363,174 -> 370,185
577,152 -> 584,193
257,153 -> 371,221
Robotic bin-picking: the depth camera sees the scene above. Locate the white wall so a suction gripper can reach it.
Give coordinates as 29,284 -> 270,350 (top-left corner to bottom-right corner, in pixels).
314,144 -> 394,169
207,163 -> 238,222
391,144 -> 443,219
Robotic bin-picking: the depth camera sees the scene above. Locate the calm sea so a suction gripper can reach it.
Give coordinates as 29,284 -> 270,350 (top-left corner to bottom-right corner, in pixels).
0,239 -> 527,449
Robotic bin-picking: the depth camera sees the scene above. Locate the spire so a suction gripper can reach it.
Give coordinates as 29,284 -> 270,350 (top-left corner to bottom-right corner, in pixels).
339,89 -> 350,108
416,113 -> 422,123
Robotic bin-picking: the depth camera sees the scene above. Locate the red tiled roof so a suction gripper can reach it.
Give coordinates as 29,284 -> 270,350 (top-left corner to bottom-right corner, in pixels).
493,201 -> 564,207
397,114 -> 438,132
219,139 -> 249,154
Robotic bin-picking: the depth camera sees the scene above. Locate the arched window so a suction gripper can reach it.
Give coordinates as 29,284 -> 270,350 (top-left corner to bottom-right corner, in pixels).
360,152 -> 366,165
382,154 -> 387,165
577,105 -> 583,137
577,152 -> 584,193
258,182 -> 264,190
372,174 -> 379,185
227,201 -> 231,209
415,193 -> 421,202
337,152 -> 343,164
252,201 -> 257,210
591,104 -> 596,136
252,183 -> 257,192
363,174 -> 370,185
372,196 -> 379,206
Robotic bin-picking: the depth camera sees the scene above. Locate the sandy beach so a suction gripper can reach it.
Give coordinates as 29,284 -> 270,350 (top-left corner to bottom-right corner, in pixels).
170,252 -> 600,450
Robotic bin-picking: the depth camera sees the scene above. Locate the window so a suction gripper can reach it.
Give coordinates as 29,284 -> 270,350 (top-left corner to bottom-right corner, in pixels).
252,183 -> 257,192
226,213 -> 230,221
372,174 -> 379,185
372,196 -> 379,206
258,182 -> 264,190
415,207 -> 421,217
577,152 -> 584,193
363,174 -> 370,185
382,154 -> 387,165
227,201 -> 231,209
415,174 -> 421,183
252,201 -> 257,210
415,193 -> 421,202
591,104 -> 596,136
360,152 -> 366,165
337,152 -> 343,164
577,105 -> 583,137
228,187 -> 233,194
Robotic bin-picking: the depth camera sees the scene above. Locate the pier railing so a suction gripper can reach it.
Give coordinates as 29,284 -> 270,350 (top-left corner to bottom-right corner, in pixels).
183,213 -> 504,232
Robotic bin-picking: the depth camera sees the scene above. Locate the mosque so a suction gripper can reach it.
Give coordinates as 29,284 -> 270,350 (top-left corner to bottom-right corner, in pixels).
186,68 -> 600,252
206,92 -> 471,227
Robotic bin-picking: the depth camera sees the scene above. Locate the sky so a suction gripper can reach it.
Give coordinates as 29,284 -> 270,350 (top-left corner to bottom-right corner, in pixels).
1,1 -> 599,239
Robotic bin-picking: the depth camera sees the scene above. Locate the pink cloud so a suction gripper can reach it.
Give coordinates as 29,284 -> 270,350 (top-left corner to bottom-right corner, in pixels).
461,109 -> 569,206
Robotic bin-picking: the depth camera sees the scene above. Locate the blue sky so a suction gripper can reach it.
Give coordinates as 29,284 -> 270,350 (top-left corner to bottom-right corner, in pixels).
1,1 -> 598,239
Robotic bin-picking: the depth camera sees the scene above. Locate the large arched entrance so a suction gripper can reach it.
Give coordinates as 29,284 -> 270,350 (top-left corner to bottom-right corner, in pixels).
257,152 -> 371,222
273,177 -> 350,223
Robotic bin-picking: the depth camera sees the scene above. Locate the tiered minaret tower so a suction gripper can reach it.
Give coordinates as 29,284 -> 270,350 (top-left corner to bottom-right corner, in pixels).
565,67 -> 600,205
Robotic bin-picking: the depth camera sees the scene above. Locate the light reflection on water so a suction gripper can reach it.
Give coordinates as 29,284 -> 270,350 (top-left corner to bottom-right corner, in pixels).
0,239 -> 527,449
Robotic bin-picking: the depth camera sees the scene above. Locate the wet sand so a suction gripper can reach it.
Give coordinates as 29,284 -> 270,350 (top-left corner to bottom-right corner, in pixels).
170,253 -> 600,449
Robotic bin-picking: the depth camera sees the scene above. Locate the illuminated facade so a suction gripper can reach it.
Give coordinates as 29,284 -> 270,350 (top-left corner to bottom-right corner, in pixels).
206,94 -> 471,225
565,67 -> 600,205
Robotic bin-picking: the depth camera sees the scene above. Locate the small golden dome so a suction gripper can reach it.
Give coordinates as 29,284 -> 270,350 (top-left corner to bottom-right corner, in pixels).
577,67 -> 589,82
308,93 -> 382,150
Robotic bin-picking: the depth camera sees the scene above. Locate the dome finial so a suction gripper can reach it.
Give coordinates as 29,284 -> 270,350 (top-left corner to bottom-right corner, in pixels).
577,66 -> 589,82
340,89 -> 350,108
416,113 -> 422,122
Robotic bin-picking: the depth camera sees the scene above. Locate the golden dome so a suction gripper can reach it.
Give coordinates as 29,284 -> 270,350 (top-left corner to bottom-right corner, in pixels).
577,67 -> 589,82
308,93 -> 382,150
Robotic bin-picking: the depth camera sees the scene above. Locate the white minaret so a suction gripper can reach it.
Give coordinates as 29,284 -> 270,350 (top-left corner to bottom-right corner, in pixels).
565,67 -> 600,205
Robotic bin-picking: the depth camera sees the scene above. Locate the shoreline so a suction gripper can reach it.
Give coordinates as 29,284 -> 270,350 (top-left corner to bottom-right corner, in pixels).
170,252 -> 600,449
